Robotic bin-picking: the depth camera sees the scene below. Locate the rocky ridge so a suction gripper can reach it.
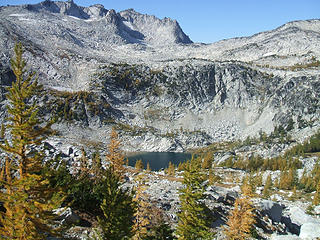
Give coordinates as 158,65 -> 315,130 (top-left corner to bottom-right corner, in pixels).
0,0 -> 319,152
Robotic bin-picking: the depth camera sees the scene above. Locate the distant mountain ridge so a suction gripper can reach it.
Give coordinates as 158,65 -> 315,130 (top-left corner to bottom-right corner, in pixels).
0,0 -> 319,151
13,0 -> 192,45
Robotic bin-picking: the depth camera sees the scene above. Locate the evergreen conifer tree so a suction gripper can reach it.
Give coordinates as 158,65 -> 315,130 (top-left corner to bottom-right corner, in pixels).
91,151 -> 103,181
176,156 -> 212,240
290,185 -> 298,201
201,152 -> 213,169
262,174 -> 272,199
208,168 -> 215,185
241,175 -> 255,198
146,162 -> 151,172
79,148 -> 90,178
0,43 -> 63,239
166,161 -> 175,176
146,219 -> 176,240
313,182 -> 320,206
135,159 -> 144,171
95,167 -> 136,240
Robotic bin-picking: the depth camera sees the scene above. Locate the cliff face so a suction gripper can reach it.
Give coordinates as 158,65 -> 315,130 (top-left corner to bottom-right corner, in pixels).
0,1 -> 319,151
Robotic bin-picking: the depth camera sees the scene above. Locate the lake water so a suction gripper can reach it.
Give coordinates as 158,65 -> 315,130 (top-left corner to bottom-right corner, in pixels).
127,152 -> 192,171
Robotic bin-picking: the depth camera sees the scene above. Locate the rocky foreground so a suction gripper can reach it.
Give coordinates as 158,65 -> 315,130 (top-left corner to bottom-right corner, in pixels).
34,136 -> 320,240
55,167 -> 320,240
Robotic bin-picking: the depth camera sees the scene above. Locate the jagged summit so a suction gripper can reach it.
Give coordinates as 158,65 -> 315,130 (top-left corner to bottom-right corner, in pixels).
119,8 -> 192,44
25,0 -> 108,19
3,0 -> 192,45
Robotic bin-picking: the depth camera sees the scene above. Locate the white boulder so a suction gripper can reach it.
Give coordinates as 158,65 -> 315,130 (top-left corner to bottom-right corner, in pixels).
299,222 -> 320,239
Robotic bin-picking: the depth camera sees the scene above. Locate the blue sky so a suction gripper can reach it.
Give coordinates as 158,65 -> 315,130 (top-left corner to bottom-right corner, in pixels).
1,0 -> 319,43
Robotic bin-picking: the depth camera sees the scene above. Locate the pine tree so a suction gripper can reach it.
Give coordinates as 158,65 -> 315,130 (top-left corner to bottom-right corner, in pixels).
201,152 -> 213,169
91,151 -> 103,181
176,156 -> 212,240
166,161 -> 175,176
224,195 -> 256,240
79,147 -> 90,178
208,168 -> 220,185
290,185 -> 298,201
0,43 -> 64,239
255,171 -> 263,188
225,177 -> 257,239
95,167 -> 136,240
279,168 -> 297,190
133,174 -> 151,240
313,182 -> 320,206
146,162 -> 151,172
262,174 -> 272,199
241,175 -> 255,198
106,128 -> 125,178
135,159 -> 144,171
146,219 -> 177,240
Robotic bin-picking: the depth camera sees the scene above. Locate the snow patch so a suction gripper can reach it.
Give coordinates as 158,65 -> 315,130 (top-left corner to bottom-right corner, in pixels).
18,18 -> 31,21
50,86 -> 76,92
68,16 -> 81,20
122,21 -> 136,30
9,13 -> 27,17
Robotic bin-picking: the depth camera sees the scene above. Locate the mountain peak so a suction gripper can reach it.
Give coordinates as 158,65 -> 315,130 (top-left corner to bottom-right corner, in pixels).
25,0 -> 90,19
2,1 -> 192,45
119,8 -> 192,44
278,19 -> 320,33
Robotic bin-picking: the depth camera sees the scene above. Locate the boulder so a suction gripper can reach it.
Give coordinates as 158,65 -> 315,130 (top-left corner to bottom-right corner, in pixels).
270,235 -> 301,240
299,222 -> 320,239
287,206 -> 320,226
54,207 -> 80,225
258,200 -> 283,222
205,186 -> 238,205
282,206 -> 320,235
314,205 -> 320,215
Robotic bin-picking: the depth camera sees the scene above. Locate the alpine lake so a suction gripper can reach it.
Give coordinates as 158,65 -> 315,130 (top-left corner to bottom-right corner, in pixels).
126,152 -> 192,171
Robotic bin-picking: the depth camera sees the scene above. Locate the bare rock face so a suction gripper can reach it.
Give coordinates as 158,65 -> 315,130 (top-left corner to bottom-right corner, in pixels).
258,200 -> 284,223
0,1 -> 319,151
119,8 -> 192,44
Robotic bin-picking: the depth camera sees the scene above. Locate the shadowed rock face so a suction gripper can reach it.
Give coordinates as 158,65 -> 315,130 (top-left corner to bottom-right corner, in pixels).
0,1 -> 319,151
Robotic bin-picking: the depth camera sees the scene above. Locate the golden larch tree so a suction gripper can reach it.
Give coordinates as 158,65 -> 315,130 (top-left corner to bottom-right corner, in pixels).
0,43 -> 64,239
106,128 -> 125,178
224,183 -> 256,240
133,174 -> 151,240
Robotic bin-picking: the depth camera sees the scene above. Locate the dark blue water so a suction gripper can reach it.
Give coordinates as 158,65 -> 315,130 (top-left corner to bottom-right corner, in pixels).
127,152 -> 192,171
